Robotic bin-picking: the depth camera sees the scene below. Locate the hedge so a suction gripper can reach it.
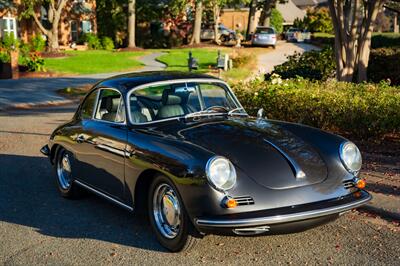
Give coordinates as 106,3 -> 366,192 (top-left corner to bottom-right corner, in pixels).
368,47 -> 400,85
233,77 -> 400,139
311,33 -> 400,49
269,46 -> 400,85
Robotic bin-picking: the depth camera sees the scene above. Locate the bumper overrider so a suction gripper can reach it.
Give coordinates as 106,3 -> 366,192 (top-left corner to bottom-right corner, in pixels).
195,190 -> 371,235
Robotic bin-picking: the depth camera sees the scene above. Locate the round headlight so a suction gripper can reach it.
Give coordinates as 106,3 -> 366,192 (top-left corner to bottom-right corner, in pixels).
206,156 -> 236,191
340,142 -> 362,174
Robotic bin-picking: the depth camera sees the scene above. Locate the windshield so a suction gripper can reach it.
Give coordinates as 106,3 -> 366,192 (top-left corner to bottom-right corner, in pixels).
128,81 -> 244,124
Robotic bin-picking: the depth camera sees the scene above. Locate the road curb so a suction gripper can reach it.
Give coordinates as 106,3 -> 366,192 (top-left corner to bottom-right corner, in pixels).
1,99 -> 78,111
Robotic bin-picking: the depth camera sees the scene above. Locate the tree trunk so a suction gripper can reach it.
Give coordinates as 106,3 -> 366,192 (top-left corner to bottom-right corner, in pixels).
213,4 -> 221,44
328,0 -> 385,83
394,13 -> 399,33
30,0 -> 68,52
128,0 -> 136,48
190,1 -> 203,45
259,0 -> 274,27
246,0 -> 258,39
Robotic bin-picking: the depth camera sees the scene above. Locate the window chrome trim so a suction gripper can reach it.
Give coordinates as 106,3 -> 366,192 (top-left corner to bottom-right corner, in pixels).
126,78 -> 246,125
92,87 -> 127,126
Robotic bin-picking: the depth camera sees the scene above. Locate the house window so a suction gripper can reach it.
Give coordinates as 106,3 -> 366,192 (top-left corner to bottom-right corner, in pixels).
81,20 -> 92,34
1,16 -> 17,39
71,21 -> 79,42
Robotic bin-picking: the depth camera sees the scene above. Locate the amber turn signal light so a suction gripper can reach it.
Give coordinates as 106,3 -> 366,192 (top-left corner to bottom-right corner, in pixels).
355,178 -> 366,189
223,197 -> 237,208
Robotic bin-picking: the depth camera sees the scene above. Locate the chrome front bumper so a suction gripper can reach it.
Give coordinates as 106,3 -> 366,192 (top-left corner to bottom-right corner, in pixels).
195,191 -> 371,228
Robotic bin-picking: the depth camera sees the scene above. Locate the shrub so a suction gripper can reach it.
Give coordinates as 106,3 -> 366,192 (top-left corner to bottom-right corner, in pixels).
19,40 -> 46,72
311,33 -> 400,48
270,8 -> 283,33
294,7 -> 333,33
269,47 -> 336,81
25,52 -> 45,72
0,49 -> 10,63
371,33 -> 400,49
368,47 -> 400,85
101,36 -> 115,51
230,50 -> 253,68
233,77 -> 400,138
30,35 -> 46,52
0,34 -> 18,63
81,33 -> 102,50
1,33 -> 19,50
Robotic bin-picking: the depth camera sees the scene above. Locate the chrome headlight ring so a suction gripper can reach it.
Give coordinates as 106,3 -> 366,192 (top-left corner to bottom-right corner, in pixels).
339,142 -> 362,175
205,156 -> 237,191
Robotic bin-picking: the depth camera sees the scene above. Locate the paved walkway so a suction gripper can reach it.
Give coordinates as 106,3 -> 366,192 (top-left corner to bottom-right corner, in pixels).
0,52 -> 166,110
257,41 -> 320,74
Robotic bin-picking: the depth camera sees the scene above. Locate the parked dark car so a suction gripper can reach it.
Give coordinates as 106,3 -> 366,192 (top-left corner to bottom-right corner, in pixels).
200,23 -> 236,43
41,71 -> 371,252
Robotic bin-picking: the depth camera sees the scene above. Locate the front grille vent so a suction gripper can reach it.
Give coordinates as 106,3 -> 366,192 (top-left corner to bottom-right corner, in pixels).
234,196 -> 255,206
343,180 -> 355,189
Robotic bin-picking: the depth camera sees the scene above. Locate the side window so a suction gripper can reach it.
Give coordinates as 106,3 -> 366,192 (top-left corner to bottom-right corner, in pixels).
94,89 -> 125,123
80,90 -> 98,119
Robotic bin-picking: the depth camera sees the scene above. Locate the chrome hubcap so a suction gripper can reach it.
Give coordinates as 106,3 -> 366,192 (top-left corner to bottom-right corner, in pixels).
153,183 -> 181,239
57,152 -> 72,190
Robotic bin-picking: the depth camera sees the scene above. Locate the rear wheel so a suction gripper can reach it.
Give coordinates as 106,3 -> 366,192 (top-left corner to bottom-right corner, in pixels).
54,148 -> 84,198
148,175 -> 199,252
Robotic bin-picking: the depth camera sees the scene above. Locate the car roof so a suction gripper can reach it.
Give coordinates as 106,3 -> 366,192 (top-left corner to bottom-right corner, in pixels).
96,71 -> 221,91
257,26 -> 274,29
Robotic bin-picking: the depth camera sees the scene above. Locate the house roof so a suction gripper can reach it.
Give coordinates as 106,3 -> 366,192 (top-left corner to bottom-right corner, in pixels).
277,0 -> 307,25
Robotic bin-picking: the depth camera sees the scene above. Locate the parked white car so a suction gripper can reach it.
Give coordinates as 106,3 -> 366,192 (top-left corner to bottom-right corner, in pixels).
251,27 -> 277,48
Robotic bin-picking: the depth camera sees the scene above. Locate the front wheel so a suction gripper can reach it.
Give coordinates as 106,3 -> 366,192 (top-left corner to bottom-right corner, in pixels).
148,175 -> 199,252
54,147 -> 84,198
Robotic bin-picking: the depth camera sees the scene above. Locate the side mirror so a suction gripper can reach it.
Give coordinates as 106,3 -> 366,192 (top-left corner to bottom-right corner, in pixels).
257,108 -> 264,119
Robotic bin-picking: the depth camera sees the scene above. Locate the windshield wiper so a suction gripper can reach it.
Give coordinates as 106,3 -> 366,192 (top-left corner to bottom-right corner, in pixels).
227,107 -> 247,116
184,110 -> 224,119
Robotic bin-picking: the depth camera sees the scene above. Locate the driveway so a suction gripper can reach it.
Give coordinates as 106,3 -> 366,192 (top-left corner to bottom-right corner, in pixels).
0,53 -> 166,110
257,41 -> 320,73
0,106 -> 399,265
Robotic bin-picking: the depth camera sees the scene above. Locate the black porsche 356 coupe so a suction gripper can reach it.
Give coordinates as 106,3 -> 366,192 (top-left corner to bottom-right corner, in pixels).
41,71 -> 371,252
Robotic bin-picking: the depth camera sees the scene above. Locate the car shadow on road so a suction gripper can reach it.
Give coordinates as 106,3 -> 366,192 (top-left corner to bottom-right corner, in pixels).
0,154 -> 167,252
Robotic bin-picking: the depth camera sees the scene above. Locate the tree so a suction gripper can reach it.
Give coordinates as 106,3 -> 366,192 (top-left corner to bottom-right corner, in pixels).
258,0 -> 287,27
327,0 -> 387,82
270,8 -> 283,33
128,0 -> 136,48
294,7 -> 333,33
246,0 -> 258,37
0,0 -> 14,10
21,0 -> 68,52
190,0 -> 203,45
259,0 -> 274,26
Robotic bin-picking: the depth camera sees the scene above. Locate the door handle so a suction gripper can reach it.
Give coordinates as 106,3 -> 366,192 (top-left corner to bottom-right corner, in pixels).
76,134 -> 86,143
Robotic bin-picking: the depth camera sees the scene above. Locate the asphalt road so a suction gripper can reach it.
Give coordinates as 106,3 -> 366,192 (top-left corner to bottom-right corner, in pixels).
0,107 -> 399,265
0,53 -> 166,111
257,42 -> 320,73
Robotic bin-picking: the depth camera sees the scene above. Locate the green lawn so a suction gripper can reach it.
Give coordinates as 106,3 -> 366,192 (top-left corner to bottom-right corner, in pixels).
156,48 -> 228,73
44,50 -> 146,75
156,47 -> 262,83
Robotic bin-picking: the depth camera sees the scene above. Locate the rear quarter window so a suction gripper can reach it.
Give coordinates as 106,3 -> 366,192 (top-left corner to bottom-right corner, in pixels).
80,90 -> 98,119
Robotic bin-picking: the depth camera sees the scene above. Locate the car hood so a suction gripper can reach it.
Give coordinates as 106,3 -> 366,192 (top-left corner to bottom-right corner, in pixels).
150,117 -> 328,190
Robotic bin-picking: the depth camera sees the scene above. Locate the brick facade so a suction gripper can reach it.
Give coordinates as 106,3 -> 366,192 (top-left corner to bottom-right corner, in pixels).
0,0 -> 97,46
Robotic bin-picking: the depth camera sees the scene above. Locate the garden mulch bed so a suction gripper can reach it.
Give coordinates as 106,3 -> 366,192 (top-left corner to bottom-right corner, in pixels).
40,52 -> 71,58
117,47 -> 145,52
357,135 -> 400,196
